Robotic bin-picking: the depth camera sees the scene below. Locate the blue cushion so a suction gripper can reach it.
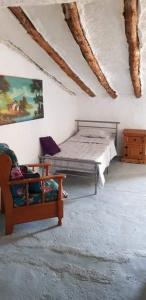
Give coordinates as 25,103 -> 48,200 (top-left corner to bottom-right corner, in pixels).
13,193 -> 41,207
11,184 -> 25,198
27,171 -> 41,193
0,144 -> 18,166
12,179 -> 59,207
0,143 -> 9,149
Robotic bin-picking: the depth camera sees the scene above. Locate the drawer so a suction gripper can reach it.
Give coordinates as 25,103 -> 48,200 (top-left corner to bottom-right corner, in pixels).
124,136 -> 143,144
123,144 -> 143,159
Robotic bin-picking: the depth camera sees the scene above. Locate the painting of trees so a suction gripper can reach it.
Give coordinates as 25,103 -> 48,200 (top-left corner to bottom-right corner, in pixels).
0,75 -> 44,125
30,79 -> 44,117
0,76 -> 10,94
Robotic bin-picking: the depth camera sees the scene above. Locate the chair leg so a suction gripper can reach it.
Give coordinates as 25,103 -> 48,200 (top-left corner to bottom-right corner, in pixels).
1,196 -> 5,214
58,218 -> 62,226
5,219 -> 13,235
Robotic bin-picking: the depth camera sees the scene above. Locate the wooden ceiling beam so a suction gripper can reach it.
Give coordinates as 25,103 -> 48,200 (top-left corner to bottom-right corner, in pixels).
9,6 -> 95,97
62,2 -> 117,99
124,0 -> 141,98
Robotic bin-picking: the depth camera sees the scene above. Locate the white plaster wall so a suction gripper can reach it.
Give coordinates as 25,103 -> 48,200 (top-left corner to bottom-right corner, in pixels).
0,43 -> 78,163
77,95 -> 146,153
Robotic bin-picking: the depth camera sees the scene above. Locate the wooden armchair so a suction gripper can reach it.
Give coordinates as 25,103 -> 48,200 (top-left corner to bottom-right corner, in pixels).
0,153 -> 65,234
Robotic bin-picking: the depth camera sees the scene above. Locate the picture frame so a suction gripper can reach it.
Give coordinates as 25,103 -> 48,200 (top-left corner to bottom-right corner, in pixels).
0,75 -> 44,125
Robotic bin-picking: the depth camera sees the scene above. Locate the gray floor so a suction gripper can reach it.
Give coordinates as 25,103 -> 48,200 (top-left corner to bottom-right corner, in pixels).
1,160 -> 146,300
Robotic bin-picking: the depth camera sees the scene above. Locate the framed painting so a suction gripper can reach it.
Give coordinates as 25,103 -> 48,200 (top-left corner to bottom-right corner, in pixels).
0,75 -> 44,125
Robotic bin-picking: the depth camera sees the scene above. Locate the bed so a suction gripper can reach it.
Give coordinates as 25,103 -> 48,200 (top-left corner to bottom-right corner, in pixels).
40,120 -> 120,194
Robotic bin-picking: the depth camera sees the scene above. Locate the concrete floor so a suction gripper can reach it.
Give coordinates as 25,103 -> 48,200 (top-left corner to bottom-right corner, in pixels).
1,160 -> 146,299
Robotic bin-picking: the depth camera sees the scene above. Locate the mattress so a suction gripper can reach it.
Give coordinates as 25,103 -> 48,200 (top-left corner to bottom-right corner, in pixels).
42,134 -> 117,186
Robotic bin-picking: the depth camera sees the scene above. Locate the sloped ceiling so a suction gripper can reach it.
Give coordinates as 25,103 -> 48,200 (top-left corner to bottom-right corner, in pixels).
0,0 -> 93,5
0,0 -> 144,98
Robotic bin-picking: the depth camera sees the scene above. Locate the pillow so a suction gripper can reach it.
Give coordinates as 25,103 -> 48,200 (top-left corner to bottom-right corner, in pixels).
11,167 -> 24,180
0,145 -> 18,166
78,128 -> 112,139
42,179 -> 58,193
20,167 -> 41,193
29,176 -> 41,193
69,135 -> 108,144
40,136 -> 61,156
11,184 -> 25,198
0,143 -> 9,149
19,165 -> 28,176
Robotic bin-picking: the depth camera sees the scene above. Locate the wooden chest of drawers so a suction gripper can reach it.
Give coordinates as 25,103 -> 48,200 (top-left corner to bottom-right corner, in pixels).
122,129 -> 146,163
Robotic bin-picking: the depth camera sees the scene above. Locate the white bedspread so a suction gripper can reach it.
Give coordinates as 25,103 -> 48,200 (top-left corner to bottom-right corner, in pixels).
51,136 -> 117,186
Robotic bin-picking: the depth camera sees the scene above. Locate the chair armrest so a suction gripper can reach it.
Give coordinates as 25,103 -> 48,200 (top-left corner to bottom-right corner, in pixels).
9,174 -> 66,185
26,162 -> 52,176
26,162 -> 52,168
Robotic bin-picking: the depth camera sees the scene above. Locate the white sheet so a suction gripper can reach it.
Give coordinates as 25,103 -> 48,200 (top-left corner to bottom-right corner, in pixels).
46,135 -> 117,186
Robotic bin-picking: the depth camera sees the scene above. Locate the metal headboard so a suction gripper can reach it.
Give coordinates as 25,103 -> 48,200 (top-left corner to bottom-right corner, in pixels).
75,120 -> 120,148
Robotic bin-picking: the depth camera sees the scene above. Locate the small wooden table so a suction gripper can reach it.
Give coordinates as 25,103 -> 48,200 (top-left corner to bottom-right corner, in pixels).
122,129 -> 146,164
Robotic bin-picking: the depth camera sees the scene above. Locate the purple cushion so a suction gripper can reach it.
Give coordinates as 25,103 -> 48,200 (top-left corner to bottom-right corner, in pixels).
40,136 -> 61,156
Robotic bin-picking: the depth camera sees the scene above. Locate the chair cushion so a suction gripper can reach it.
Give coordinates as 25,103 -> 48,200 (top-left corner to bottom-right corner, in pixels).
19,166 -> 41,193
0,143 -> 9,149
11,184 -> 26,198
0,144 -> 18,166
40,136 -> 61,156
13,191 -> 58,207
11,167 -> 24,179
12,179 -> 58,207
13,193 -> 41,207
26,171 -> 41,193
42,179 -> 58,192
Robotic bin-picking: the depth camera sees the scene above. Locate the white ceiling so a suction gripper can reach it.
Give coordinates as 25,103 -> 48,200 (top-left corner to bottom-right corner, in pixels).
0,0 -> 145,98
0,0 -> 94,7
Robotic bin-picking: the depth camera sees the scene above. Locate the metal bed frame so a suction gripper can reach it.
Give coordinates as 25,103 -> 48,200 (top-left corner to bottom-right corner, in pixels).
40,120 -> 120,194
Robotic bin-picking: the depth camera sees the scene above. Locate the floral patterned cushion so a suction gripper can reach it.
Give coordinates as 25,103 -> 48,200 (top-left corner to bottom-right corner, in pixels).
0,143 -> 9,149
0,144 -> 18,167
11,179 -> 58,207
11,167 -> 24,179
11,183 -> 25,198
14,193 -> 41,207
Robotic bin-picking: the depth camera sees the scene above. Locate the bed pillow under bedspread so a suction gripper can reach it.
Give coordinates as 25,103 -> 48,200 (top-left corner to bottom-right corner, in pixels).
76,128 -> 113,139
69,135 -> 113,144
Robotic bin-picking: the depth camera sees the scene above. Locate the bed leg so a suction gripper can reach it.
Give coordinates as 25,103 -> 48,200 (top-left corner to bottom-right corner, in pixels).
94,172 -> 98,195
95,180 -> 97,195
94,164 -> 98,195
